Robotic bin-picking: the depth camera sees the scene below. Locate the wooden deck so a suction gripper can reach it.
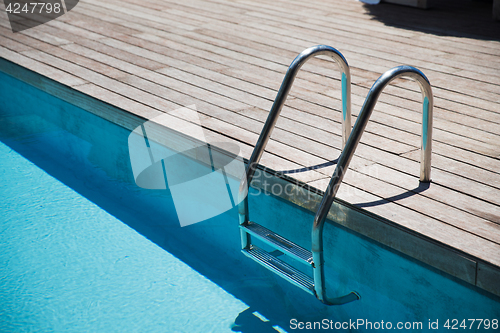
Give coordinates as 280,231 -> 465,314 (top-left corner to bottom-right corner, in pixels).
1,0 -> 500,296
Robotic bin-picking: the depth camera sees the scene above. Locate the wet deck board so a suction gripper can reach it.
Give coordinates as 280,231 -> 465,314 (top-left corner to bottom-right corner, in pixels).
1,0 -> 500,294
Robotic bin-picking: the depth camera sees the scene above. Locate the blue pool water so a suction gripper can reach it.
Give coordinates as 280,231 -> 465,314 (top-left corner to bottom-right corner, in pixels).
1,69 -> 499,332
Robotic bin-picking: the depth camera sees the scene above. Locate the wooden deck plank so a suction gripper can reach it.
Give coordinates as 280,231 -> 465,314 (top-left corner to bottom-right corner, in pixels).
17,50 -> 181,111
0,46 -> 86,87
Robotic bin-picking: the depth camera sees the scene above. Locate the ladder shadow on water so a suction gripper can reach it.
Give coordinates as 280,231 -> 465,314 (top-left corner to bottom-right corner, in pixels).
231,308 -> 285,333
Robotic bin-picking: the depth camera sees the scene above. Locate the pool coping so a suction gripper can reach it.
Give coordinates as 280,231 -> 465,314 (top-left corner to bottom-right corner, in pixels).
1,58 -> 499,299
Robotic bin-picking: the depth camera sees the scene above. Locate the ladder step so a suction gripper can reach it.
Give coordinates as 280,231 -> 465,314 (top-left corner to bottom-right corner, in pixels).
240,222 -> 313,265
242,246 -> 315,295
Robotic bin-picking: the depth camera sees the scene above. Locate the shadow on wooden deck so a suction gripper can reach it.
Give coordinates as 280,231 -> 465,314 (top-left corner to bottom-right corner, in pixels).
363,0 -> 500,41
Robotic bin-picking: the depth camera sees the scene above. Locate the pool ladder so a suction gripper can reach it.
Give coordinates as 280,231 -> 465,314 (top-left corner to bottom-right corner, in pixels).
238,45 -> 433,305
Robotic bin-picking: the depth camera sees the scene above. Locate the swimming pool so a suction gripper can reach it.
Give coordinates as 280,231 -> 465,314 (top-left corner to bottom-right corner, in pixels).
1,68 -> 499,332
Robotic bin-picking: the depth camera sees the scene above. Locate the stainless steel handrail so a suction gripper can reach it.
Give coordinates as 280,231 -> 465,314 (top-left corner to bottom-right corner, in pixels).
239,45 -> 351,231
312,66 -> 433,305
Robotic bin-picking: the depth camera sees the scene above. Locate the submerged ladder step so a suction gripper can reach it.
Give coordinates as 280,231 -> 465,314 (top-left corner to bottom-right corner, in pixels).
242,246 -> 315,295
240,222 -> 313,265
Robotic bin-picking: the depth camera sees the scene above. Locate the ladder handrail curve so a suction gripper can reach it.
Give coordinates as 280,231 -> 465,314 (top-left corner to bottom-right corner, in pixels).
238,45 -> 352,227
312,65 -> 433,305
